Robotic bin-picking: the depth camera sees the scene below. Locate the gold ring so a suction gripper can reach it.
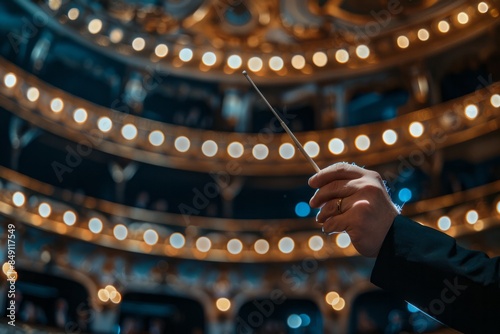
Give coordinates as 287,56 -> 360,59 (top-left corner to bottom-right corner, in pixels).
337,198 -> 343,214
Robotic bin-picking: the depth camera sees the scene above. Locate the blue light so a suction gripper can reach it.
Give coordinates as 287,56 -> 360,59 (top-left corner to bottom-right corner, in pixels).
407,302 -> 419,313
299,314 -> 311,326
287,314 -> 302,329
398,188 -> 412,202
295,202 -> 311,217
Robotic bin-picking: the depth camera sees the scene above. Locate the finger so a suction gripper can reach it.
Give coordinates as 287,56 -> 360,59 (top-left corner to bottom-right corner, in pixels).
315,196 -> 353,225
322,213 -> 351,235
309,178 -> 360,208
308,162 -> 366,188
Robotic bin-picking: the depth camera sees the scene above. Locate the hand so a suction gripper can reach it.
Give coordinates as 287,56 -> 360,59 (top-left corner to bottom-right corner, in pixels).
308,163 -> 399,257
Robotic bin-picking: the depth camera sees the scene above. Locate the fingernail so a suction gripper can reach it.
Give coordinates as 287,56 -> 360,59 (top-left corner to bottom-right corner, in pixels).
315,210 -> 321,222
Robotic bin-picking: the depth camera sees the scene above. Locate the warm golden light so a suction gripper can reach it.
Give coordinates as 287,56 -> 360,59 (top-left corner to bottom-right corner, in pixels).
121,124 -> 138,140
12,192 -> 25,207
304,141 -> 320,158
132,37 -> 146,51
48,0 -> 62,10
496,200 -> 500,214
179,48 -> 193,62
478,2 -> 489,13
332,297 -> 345,311
4,73 -> 17,88
457,12 -> 469,24
325,291 -> 340,305
63,211 -> 77,226
312,51 -> 328,67
174,136 -> 190,152
328,138 -> 344,155
155,44 -> 169,57
438,20 -> 450,33
202,140 -> 218,157
97,289 -> 109,302
88,218 -> 103,234
110,291 -> 122,304
490,94 -> 500,108
336,233 -> 351,248
335,49 -> 349,63
409,122 -> 424,138
109,28 -> 123,43
216,298 -> 231,311
269,56 -> 284,71
227,55 -> 242,69
73,108 -> 88,124
248,57 -> 263,72
227,239 -> 243,255
417,28 -> 430,41
464,104 -> 478,119
68,8 -> 79,20
308,235 -> 324,251
113,224 -> 128,240
196,236 -> 211,252
202,52 -> 217,66
170,233 -> 185,249
397,35 -> 410,49
354,135 -> 370,151
437,216 -> 451,231
278,237 -> 294,254
144,229 -> 159,245
38,203 -> 51,218
279,143 -> 295,159
356,45 -> 370,59
254,239 -> 269,254
227,142 -> 244,158
465,210 -> 478,224
88,19 -> 103,34
252,144 -> 269,160
26,87 -> 40,102
50,98 -> 64,113
382,129 -> 398,145
291,55 -> 306,70
148,130 -> 165,146
97,117 -> 112,132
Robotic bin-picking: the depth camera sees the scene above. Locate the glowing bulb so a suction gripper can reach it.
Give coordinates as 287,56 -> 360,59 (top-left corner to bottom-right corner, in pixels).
248,57 -> 263,72
278,237 -> 294,254
110,291 -> 121,304
397,36 -> 409,49
38,203 -> 51,218
279,143 -> 295,159
179,48 -> 193,62
88,19 -> 102,34
202,140 -> 218,157
308,235 -> 323,251
332,297 -> 345,311
465,210 -> 478,224
196,236 -> 211,252
48,0 -> 62,10
227,239 -> 243,254
252,144 -> 269,160
73,108 -> 88,124
67,8 -> 79,20
97,117 -> 112,132
63,211 -> 76,226
312,51 -> 328,67
4,73 -> 17,88
464,104 -> 478,119
155,44 -> 169,57
328,138 -> 344,155
478,2 -> 489,13
496,200 -> 500,214
132,37 -> 145,51
325,291 -> 340,305
335,49 -> 349,63
170,233 -> 185,249
26,87 -> 40,102
409,122 -> 424,137
227,142 -> 244,158
121,124 -> 137,140
98,289 -> 109,302
148,130 -> 164,146
50,98 -> 64,113
287,314 -> 302,328
269,56 -> 284,71
174,136 -> 190,152
490,94 -> 500,108
437,216 -> 451,231
438,20 -> 450,33
304,141 -> 319,158
457,12 -> 469,24
216,298 -> 231,312
291,55 -> 305,70
227,55 -> 242,69
88,218 -> 103,233
382,129 -> 398,145
356,45 -> 370,59
254,239 -> 269,254
202,52 -> 217,66
144,229 -> 159,245
354,135 -> 370,151
336,233 -> 351,248
109,28 -> 123,43
12,192 -> 25,207
113,224 -> 128,240
417,29 -> 430,41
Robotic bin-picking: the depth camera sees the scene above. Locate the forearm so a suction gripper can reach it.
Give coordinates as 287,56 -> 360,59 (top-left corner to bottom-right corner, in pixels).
370,215 -> 500,333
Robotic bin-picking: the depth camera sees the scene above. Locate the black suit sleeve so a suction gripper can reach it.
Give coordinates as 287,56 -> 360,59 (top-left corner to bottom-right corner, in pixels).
370,215 -> 500,334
